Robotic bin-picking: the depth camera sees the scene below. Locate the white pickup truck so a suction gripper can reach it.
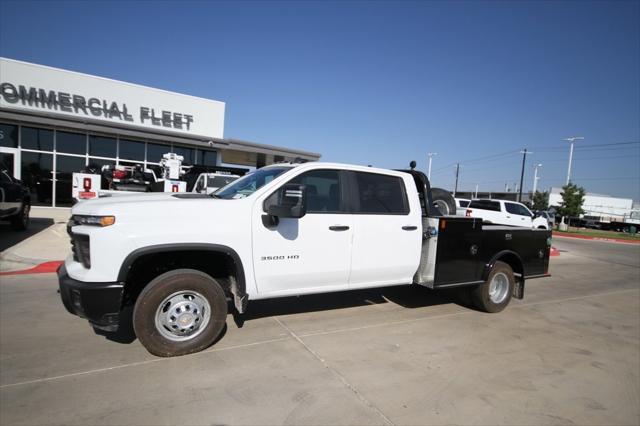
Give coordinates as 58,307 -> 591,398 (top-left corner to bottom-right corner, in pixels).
59,162 -> 551,357
465,199 -> 550,229
192,173 -> 239,194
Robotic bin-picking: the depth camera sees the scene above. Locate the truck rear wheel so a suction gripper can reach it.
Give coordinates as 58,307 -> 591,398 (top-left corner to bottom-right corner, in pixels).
133,269 -> 228,357
471,261 -> 514,313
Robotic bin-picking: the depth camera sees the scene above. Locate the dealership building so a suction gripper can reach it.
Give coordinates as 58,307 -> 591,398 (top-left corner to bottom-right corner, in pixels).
0,57 -> 320,207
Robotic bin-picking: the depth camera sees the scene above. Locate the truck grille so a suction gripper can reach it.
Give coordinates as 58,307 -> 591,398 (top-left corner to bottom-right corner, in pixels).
71,234 -> 91,269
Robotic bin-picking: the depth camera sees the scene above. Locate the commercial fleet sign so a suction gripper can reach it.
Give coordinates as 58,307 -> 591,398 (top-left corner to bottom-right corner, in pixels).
0,58 -> 225,139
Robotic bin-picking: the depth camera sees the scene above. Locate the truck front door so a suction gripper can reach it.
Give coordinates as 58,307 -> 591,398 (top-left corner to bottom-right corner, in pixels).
252,169 -> 353,295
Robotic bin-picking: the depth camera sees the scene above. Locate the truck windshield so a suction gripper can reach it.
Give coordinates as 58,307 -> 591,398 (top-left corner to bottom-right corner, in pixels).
214,166 -> 292,199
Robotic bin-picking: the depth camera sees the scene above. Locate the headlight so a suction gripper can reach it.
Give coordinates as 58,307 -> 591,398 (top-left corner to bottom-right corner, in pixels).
72,215 -> 116,227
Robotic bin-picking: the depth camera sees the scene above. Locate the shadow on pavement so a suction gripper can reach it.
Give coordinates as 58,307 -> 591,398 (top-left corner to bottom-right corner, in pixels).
235,284 -> 468,327
94,285 -> 470,345
0,218 -> 55,252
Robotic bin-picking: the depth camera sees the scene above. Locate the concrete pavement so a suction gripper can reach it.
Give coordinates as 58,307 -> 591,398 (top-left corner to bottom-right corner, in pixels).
0,237 -> 638,425
0,207 -> 70,272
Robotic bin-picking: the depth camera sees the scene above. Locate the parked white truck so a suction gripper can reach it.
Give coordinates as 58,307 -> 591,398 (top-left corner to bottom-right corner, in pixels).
59,162 -> 551,357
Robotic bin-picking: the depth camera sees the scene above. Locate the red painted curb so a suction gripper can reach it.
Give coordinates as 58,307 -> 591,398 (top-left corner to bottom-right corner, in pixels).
0,261 -> 64,276
550,246 -> 560,257
552,231 -> 640,245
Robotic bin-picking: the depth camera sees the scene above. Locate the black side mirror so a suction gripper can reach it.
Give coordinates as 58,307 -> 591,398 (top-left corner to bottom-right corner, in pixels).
263,184 -> 307,227
269,184 -> 307,219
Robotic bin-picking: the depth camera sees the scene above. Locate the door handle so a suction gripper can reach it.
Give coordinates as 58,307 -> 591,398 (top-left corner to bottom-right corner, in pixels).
402,226 -> 418,231
329,225 -> 349,231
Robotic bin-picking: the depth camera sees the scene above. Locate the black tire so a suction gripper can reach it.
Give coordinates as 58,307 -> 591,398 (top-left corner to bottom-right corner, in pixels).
431,188 -> 456,216
471,261 -> 514,313
133,269 -> 228,357
10,202 -> 30,231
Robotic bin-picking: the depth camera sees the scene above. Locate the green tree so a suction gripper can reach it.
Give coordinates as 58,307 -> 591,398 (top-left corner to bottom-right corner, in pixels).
531,191 -> 549,211
556,183 -> 585,218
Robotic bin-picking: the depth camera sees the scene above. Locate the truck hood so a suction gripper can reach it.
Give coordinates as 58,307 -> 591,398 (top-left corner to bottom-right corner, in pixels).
71,193 -> 218,216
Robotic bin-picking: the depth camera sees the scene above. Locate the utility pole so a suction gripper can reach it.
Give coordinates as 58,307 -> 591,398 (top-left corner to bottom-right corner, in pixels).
474,184 -> 479,198
532,163 -> 542,194
563,136 -> 584,185
427,152 -> 437,180
517,149 -> 531,202
453,163 -> 460,196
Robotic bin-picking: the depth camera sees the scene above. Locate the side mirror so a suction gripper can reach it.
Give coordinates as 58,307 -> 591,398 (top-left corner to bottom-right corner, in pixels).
263,184 -> 307,227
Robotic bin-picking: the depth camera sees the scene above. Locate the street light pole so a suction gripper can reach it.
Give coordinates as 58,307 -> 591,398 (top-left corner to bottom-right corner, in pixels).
453,163 -> 460,197
427,152 -> 437,180
532,163 -> 542,193
563,136 -> 584,185
517,148 -> 531,203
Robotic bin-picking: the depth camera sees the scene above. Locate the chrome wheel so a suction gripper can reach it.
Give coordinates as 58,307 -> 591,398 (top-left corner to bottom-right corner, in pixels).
488,272 -> 509,304
154,290 -> 211,342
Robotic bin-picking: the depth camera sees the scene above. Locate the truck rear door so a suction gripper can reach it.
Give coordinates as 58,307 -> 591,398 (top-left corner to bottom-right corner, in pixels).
348,171 -> 422,288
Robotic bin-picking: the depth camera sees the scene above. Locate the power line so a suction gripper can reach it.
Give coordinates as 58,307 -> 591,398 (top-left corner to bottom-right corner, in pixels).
530,141 -> 639,150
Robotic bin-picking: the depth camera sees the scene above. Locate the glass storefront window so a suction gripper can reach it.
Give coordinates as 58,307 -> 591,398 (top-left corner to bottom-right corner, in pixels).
201,150 -> 217,166
56,131 -> 86,155
21,126 -> 54,151
0,123 -> 19,148
21,151 -> 54,206
89,135 -> 117,158
172,146 -> 195,164
147,142 -> 170,164
119,138 -> 145,161
55,155 -> 86,207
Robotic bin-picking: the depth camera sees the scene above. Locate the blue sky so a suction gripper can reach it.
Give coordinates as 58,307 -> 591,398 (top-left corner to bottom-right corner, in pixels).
1,0 -> 639,200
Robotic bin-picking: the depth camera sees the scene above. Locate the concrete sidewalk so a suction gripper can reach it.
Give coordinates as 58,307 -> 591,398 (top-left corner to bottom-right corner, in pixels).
0,207 -> 70,272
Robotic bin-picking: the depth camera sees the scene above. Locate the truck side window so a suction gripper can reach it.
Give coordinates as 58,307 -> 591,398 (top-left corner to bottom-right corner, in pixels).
469,200 -> 501,212
505,202 -> 531,216
265,169 -> 343,213
353,172 -> 409,215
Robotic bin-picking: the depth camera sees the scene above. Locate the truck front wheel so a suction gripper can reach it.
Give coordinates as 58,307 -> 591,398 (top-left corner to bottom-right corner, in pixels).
471,261 -> 514,313
133,269 -> 228,357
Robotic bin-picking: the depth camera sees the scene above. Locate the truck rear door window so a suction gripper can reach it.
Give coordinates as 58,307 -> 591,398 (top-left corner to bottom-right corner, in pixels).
353,172 -> 409,214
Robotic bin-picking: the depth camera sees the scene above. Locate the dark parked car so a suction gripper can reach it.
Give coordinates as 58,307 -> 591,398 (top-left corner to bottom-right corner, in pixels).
0,161 -> 31,230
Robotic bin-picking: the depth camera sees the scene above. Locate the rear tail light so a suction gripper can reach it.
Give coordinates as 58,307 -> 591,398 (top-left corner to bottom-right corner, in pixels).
466,209 -> 472,217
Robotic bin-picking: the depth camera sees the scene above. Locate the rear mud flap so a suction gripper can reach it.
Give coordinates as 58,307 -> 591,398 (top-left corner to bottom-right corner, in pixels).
514,277 -> 525,300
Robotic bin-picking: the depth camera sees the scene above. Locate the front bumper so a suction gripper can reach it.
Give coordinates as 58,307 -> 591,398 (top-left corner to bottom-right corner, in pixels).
58,264 -> 124,331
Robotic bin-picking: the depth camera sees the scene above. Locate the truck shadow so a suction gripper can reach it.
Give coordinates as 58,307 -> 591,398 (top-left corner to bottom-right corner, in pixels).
0,218 -> 54,252
95,285 -> 469,345
234,285 -> 469,327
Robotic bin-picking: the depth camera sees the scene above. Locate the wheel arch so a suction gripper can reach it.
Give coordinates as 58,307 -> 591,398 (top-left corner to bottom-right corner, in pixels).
118,243 -> 248,313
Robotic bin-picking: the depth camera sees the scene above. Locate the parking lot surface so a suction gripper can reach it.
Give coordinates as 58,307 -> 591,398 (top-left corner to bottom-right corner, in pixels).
1,237 -> 639,425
